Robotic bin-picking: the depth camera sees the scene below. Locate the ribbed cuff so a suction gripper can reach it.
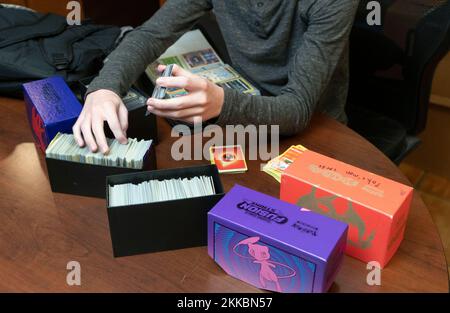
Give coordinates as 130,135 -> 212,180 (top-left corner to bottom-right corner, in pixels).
85,77 -> 123,101
215,87 -> 239,127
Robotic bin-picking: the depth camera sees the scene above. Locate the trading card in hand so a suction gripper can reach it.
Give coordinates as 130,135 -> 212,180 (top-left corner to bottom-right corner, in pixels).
151,63 -> 174,99
166,88 -> 189,98
146,64 -> 175,116
210,145 -> 248,174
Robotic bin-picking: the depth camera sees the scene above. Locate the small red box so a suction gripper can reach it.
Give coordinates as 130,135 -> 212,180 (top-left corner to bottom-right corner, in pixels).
280,150 -> 413,268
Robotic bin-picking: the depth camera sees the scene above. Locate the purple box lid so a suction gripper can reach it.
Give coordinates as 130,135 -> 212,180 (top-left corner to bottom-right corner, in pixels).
208,185 -> 348,262
23,76 -> 82,125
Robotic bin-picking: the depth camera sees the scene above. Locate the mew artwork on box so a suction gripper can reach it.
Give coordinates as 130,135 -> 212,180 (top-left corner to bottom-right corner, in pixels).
213,223 -> 316,293
208,184 -> 348,293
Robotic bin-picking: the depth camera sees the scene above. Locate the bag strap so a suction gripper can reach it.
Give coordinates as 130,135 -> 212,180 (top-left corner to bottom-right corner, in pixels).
0,14 -> 67,48
40,24 -> 111,72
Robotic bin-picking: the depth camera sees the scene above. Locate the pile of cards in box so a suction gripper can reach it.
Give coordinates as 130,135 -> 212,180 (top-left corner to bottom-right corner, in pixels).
46,133 -> 152,169
109,175 -> 216,207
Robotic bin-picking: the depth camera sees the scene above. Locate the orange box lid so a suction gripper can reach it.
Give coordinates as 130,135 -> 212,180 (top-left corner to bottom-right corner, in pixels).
283,150 -> 413,217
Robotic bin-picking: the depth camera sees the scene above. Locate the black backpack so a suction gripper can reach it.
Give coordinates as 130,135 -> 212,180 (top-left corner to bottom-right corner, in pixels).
0,5 -> 121,97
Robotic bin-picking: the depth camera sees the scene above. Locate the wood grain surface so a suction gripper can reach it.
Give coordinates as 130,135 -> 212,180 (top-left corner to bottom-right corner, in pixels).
0,96 -> 448,292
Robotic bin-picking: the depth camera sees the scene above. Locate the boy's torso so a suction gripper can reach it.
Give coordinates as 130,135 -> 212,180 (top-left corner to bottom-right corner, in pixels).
211,0 -> 350,122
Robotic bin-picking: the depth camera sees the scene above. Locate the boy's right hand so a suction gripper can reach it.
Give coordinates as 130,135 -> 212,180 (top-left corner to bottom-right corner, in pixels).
73,89 -> 128,154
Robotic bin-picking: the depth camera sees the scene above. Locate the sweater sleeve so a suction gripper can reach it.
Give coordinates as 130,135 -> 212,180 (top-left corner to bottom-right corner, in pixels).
86,0 -> 213,97
216,0 -> 358,136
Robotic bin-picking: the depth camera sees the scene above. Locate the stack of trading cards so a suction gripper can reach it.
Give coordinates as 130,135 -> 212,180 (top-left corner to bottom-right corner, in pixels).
151,64 -> 174,100
46,133 -> 152,169
108,175 -> 216,207
209,145 -> 248,174
263,145 -> 307,182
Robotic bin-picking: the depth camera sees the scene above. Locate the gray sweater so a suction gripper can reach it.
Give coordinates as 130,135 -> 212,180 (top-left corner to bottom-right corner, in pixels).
87,0 -> 359,135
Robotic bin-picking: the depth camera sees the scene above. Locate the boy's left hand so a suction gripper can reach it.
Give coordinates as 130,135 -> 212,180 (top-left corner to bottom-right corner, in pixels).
146,64 -> 224,124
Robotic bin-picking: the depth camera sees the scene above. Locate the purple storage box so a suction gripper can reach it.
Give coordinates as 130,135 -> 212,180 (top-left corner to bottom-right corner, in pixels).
208,185 -> 348,293
23,76 -> 82,152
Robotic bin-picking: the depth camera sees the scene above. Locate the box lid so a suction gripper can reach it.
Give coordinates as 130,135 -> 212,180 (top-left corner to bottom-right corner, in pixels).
23,76 -> 82,125
283,150 -> 413,217
208,184 -> 347,262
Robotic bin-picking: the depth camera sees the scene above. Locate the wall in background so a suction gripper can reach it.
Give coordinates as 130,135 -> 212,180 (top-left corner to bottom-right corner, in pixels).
1,0 -> 81,16
1,0 -> 160,26
83,0 -> 159,27
1,0 -> 26,6
405,103 -> 450,178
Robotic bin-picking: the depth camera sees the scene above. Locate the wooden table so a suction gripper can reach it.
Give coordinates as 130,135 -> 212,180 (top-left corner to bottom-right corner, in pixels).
0,96 -> 448,292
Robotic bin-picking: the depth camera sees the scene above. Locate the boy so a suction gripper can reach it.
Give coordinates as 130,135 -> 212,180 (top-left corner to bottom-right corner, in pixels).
73,0 -> 359,153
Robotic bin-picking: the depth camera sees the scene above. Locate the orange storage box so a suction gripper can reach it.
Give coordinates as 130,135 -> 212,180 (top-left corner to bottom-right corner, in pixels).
280,150 -> 413,268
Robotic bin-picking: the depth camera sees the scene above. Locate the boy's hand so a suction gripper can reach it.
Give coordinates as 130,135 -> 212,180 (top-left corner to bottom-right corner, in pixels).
73,89 -> 128,154
146,64 -> 224,124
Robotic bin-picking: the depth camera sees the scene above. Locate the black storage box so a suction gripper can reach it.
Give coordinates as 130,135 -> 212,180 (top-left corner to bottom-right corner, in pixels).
45,146 -> 156,198
106,164 -> 225,257
76,76 -> 158,144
